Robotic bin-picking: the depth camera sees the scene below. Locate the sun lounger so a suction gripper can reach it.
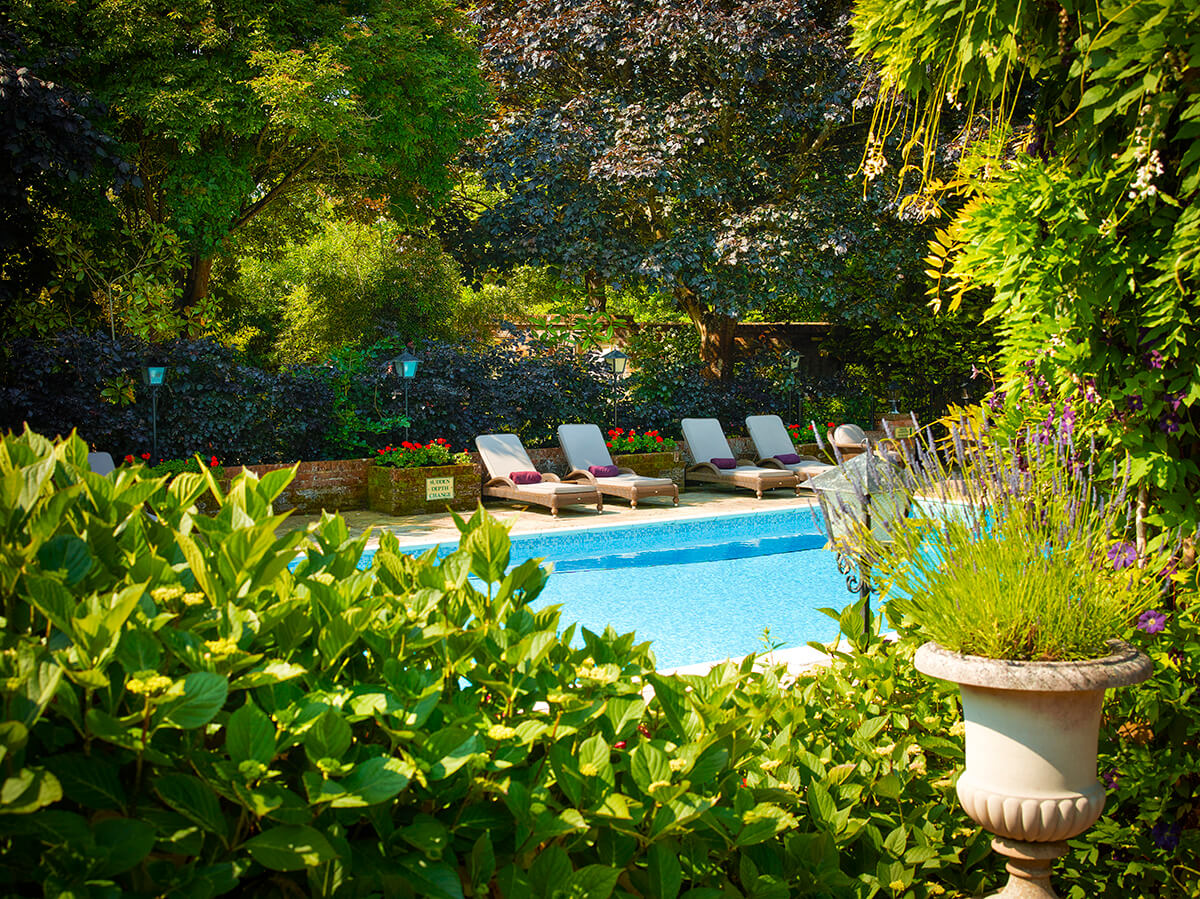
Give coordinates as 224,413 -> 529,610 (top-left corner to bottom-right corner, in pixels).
745,414 -> 834,482
87,452 -> 116,476
475,433 -> 603,516
680,418 -> 801,498
557,424 -> 678,509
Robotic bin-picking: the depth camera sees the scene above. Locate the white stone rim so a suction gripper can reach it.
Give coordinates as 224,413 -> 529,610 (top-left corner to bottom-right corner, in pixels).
914,640 -> 1152,692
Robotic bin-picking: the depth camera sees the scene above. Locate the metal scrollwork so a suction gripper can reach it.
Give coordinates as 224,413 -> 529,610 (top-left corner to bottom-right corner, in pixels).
836,550 -> 860,595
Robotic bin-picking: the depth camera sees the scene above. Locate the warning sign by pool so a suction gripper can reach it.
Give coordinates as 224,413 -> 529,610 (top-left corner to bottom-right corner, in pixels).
426,476 -> 454,501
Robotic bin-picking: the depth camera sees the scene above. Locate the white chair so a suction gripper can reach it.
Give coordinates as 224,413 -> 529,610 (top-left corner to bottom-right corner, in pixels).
745,415 -> 834,481
827,423 -> 902,464
557,424 -> 678,509
475,433 -> 602,516
680,418 -> 800,499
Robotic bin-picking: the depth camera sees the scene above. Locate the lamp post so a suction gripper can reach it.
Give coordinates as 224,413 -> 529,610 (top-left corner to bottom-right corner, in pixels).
597,347 -> 628,429
143,363 -> 167,462
808,450 -> 908,638
888,381 -> 900,414
387,350 -> 419,440
784,347 -> 802,422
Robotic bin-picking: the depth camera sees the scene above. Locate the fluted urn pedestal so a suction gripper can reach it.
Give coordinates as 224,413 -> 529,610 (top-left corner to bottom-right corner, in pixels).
915,642 -> 1152,898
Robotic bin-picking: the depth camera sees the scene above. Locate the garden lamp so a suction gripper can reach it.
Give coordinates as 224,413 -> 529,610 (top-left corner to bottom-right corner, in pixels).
888,381 -> 900,414
387,350 -> 419,440
142,363 -> 168,462
959,380 -> 971,404
598,347 -> 628,429
784,347 -> 802,422
808,450 -> 909,637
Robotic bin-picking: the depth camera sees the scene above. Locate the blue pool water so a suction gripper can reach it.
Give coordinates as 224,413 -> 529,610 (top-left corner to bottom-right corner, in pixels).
370,508 -> 853,669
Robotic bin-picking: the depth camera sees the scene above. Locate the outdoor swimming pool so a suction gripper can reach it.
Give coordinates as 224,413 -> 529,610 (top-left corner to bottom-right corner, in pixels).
372,508 -> 853,670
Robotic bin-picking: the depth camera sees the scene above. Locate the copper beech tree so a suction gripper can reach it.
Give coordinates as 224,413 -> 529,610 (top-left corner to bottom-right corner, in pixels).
471,0 -> 929,379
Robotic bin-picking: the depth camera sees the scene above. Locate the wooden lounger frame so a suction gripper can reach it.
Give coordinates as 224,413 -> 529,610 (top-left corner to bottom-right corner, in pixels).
683,459 -> 802,499
563,468 -> 679,509
480,472 -> 603,517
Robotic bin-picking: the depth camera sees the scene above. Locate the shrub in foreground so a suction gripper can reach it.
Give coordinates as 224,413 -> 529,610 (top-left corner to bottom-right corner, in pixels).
0,429 -> 1193,897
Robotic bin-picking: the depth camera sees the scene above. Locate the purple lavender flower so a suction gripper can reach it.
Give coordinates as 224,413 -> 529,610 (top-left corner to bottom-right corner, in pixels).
1101,769 -> 1119,789
1061,405 -> 1076,438
1108,542 -> 1137,570
1137,609 -> 1167,634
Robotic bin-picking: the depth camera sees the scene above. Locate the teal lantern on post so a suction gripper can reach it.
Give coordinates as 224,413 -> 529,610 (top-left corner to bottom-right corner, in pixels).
597,347 -> 628,429
387,351 -> 420,440
142,363 -> 168,461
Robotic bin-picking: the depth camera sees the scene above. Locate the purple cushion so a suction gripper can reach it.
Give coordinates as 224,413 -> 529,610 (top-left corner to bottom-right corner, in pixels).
776,453 -> 802,465
510,470 -> 542,484
710,457 -> 737,470
588,464 -> 619,478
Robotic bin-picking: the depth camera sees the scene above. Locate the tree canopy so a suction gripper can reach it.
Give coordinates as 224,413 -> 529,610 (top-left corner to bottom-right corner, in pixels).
470,0 -> 931,378
8,0 -> 487,318
0,28 -> 128,324
852,0 -> 1199,536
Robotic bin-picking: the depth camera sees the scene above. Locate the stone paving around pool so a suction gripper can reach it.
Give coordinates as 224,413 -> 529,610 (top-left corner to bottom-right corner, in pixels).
279,486 -> 820,548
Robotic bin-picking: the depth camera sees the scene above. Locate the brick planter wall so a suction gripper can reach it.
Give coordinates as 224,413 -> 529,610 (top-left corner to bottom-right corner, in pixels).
613,451 -> 684,486
368,463 -> 480,516
220,458 -> 373,514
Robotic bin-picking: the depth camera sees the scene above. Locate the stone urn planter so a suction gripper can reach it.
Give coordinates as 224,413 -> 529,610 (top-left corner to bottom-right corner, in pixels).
367,463 -> 479,516
915,642 -> 1152,898
612,451 -> 683,486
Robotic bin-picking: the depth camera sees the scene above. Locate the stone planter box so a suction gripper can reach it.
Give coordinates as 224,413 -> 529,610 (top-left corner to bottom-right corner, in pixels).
613,451 -> 684,487
367,464 -> 479,516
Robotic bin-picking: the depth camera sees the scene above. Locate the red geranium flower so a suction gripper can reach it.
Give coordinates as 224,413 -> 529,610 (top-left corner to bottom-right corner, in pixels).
827,421 -> 835,429
655,435 -> 663,443
209,456 -> 219,467
124,454 -> 135,464
141,452 -> 151,460
606,441 -> 613,448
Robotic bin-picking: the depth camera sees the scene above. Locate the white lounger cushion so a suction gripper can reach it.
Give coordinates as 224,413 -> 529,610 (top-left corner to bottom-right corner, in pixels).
746,414 -> 796,458
475,433 -> 598,493
680,417 -> 735,463
508,481 -> 597,495
681,418 -> 791,476
746,414 -> 834,476
557,424 -> 673,485
475,433 -> 536,476
557,423 -> 613,470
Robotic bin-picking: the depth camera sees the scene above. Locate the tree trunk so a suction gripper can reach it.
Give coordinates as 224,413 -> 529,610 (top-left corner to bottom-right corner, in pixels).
181,255 -> 213,309
676,287 -> 737,380
584,269 -> 607,313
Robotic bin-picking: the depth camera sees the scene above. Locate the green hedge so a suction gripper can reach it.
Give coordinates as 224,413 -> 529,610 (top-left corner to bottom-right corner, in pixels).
0,429 -> 1194,897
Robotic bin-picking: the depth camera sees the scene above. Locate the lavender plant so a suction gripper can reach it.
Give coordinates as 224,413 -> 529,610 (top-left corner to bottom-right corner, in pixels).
849,415 -> 1162,661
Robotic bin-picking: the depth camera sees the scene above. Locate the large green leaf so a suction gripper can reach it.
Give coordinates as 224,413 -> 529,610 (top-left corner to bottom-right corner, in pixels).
462,515 -> 510,583
162,672 -> 229,730
155,774 -> 229,840
336,756 -> 412,807
0,766 -> 62,813
227,700 -> 276,767
304,709 -> 352,762
93,817 -> 157,876
243,825 -> 336,871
